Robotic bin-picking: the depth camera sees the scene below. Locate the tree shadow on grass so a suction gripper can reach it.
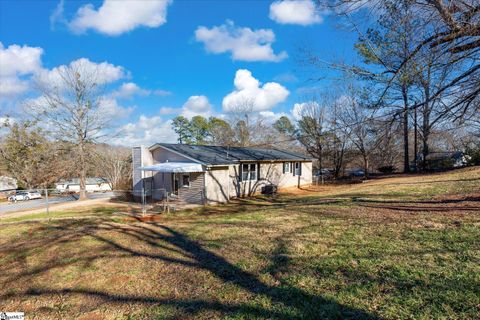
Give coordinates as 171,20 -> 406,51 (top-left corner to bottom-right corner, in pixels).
0,219 -> 380,319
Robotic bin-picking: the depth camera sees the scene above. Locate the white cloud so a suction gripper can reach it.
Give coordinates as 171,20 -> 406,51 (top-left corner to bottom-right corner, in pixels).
222,69 -> 289,112
0,77 -> 29,98
269,0 -> 325,25
68,0 -> 172,36
291,101 -> 319,120
195,20 -> 287,62
111,82 -> 171,99
0,42 -> 43,97
181,95 -> 213,118
259,111 -> 289,123
50,0 -> 66,30
111,115 -> 176,147
111,82 -> 149,99
153,89 -> 172,96
159,107 -> 177,115
36,58 -> 126,88
98,97 -> 135,120
273,72 -> 298,83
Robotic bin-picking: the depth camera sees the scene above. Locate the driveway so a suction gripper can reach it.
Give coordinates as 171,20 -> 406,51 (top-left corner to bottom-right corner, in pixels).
0,192 -> 114,215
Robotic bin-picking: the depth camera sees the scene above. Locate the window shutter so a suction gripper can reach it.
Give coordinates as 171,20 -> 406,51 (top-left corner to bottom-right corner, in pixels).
292,162 -> 295,176
299,162 -> 302,176
239,164 -> 242,182
257,163 -> 260,180
282,162 -> 285,174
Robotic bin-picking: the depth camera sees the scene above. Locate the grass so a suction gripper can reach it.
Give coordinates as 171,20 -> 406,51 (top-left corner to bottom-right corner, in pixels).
0,205 -> 125,223
0,167 -> 479,319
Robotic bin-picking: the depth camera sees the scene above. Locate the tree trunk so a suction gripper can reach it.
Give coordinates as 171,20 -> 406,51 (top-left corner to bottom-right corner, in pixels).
363,154 -> 369,179
317,144 -> 323,183
79,142 -> 87,200
422,86 -> 431,171
402,85 -> 410,173
414,107 -> 418,172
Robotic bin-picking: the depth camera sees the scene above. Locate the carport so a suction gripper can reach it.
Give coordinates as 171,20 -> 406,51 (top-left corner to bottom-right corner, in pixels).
138,162 -> 205,208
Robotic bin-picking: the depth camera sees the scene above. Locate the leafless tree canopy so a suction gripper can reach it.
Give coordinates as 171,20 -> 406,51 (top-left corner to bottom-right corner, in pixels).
26,60 -> 114,199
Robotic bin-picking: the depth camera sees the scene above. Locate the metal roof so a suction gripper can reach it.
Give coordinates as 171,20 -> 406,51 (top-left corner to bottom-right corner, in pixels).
150,143 -> 312,165
139,162 -> 204,173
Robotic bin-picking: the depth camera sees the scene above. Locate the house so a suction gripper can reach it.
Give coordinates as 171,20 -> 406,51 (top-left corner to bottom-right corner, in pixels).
132,143 -> 313,204
417,151 -> 471,170
55,177 -> 112,193
0,176 -> 17,197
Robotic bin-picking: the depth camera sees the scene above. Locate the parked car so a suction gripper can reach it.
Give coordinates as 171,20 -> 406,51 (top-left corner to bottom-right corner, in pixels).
8,191 -> 42,202
314,169 -> 332,178
347,168 -> 365,177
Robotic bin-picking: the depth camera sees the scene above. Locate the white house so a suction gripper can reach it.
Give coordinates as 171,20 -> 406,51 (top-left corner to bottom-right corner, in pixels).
132,143 -> 313,204
55,177 -> 112,193
0,176 -> 17,195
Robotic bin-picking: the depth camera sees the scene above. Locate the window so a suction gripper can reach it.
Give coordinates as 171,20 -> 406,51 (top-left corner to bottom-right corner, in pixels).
241,163 -> 257,181
182,174 -> 190,187
283,162 -> 291,173
294,162 -> 301,176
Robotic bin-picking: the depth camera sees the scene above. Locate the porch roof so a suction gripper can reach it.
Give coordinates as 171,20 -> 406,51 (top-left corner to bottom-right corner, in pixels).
139,162 -> 204,173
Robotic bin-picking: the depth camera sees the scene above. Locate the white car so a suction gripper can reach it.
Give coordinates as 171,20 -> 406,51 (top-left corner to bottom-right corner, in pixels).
8,191 -> 42,202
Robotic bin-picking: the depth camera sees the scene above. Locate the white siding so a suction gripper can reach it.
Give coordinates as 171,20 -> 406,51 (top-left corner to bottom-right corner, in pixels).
204,167 -> 230,203
205,161 -> 313,202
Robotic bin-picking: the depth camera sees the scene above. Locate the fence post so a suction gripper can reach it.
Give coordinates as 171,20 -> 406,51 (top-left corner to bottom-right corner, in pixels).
142,187 -> 146,216
45,188 -> 49,215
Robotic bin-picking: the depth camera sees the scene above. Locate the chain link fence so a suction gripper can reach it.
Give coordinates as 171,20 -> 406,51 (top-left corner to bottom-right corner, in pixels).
0,187 -> 206,218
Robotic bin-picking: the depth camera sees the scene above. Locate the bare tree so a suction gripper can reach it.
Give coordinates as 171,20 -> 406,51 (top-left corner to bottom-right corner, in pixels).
92,145 -> 132,190
28,60 -> 113,199
296,99 -> 329,175
339,95 -> 380,178
226,99 -> 276,147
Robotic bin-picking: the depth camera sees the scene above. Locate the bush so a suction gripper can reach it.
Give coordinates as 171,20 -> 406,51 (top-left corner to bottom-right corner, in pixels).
466,146 -> 480,165
377,165 -> 396,174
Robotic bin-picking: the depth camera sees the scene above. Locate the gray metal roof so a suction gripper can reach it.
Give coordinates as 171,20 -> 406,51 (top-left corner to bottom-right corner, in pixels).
57,177 -> 108,185
151,143 -> 312,165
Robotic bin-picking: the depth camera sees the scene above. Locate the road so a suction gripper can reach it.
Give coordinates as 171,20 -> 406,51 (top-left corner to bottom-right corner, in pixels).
0,192 -> 113,215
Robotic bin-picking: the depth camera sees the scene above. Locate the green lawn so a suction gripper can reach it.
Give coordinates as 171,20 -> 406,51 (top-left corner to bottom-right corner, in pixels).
0,167 -> 479,319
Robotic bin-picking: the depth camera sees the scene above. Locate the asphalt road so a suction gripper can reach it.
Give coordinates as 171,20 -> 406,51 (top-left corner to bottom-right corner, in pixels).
0,192 -> 114,215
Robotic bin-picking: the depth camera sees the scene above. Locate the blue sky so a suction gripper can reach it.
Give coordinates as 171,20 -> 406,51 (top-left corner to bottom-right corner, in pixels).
0,0 -> 361,146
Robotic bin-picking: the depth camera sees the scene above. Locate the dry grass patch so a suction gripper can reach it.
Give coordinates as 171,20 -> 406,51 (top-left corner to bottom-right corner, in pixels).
0,167 -> 479,319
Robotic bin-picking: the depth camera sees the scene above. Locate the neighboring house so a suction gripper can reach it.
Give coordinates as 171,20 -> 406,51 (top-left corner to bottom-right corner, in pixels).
56,177 -> 112,193
0,176 -> 17,196
417,151 -> 470,169
133,143 -> 313,204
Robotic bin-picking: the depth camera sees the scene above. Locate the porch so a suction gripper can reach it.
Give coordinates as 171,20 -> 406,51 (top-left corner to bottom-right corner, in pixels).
139,162 -> 206,206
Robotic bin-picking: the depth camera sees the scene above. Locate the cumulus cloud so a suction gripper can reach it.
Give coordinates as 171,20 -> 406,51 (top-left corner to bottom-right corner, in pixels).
0,42 -> 43,97
291,101 -> 320,120
181,95 -> 213,118
111,115 -> 176,147
0,78 -> 29,98
159,106 -> 177,115
36,58 -> 126,88
222,69 -> 289,112
111,82 -> 171,99
68,0 -> 172,36
269,0 -> 325,25
195,20 -> 287,62
111,82 -> 149,99
98,97 -> 135,119
259,111 -> 289,123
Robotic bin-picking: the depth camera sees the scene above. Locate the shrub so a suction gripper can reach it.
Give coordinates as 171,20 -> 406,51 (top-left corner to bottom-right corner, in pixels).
466,146 -> 480,165
377,165 -> 396,174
